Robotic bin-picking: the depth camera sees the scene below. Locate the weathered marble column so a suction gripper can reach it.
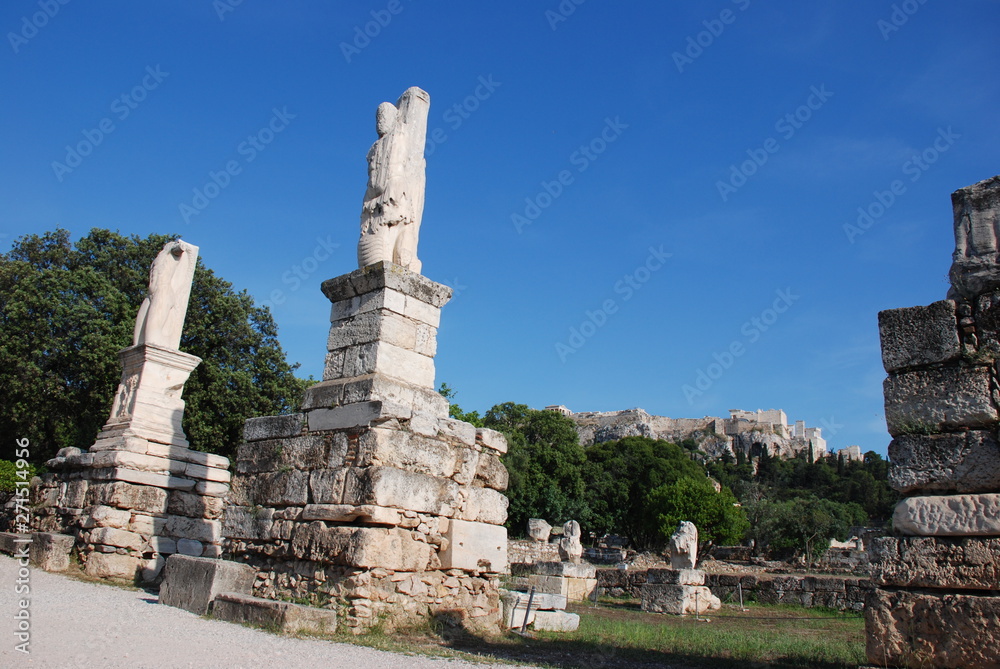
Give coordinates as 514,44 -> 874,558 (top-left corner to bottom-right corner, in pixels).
867,175 -> 1000,668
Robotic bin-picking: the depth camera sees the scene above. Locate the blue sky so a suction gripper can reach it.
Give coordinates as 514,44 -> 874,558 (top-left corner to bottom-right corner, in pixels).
3,1 -> 999,457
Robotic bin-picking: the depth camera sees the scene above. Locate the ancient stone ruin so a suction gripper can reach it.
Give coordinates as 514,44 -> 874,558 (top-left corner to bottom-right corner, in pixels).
641,521 -> 721,615
222,87 -> 510,633
868,175 -> 1000,668
30,240 -> 231,581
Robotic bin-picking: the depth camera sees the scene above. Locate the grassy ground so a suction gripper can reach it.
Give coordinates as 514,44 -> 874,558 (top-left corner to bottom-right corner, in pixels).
344,600 -> 866,669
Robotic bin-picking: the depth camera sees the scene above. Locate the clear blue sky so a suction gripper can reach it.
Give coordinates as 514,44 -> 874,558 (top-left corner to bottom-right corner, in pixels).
3,1 -> 998,457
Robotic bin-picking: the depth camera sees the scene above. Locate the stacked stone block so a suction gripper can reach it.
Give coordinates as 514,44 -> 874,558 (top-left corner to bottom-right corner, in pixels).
867,176 -> 1000,668
640,568 -> 721,615
31,343 -> 231,581
224,262 -> 509,632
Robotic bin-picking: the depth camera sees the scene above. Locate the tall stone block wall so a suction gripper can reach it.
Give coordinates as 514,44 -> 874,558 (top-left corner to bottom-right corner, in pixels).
224,262 -> 510,632
867,176 -> 1000,669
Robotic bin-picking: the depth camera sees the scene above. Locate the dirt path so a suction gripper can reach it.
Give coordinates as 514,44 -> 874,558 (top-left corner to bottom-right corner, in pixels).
0,555 -> 533,669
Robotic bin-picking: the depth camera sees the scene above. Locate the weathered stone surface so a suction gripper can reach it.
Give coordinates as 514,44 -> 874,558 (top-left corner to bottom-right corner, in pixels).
355,428 -> 457,479
948,175 -> 1000,301
236,435 -> 341,475
86,481 -> 168,514
870,536 -> 1000,589
0,532 -> 26,556
62,479 -> 89,509
290,523 -> 432,571
344,466 -> 457,515
89,527 -> 144,551
894,493 -> 1000,536
80,505 -> 132,529
222,506 -> 274,540
301,504 -> 401,526
329,340 -> 436,388
246,470 -> 309,506
889,431 -> 1000,494
461,486 -> 509,526
476,427 -> 508,454
646,569 -> 706,586
528,574 -> 597,601
164,516 -> 223,544
641,584 -> 721,615
306,401 -> 411,432
323,261 -> 451,307
194,480 -> 230,498
866,587 -> 1000,668
28,532 -> 75,572
437,418 -> 477,446
440,519 -> 507,572
558,520 -> 583,563
85,552 -> 140,580
91,466 -> 197,492
309,468 -> 348,505
475,453 -> 509,491
532,561 -> 597,578
212,592 -> 338,633
878,301 -> 961,373
527,518 -> 552,543
532,610 -> 580,632
168,490 -> 226,519
158,554 -> 256,615
90,449 -> 185,475
177,539 -> 204,556
883,366 -> 997,436
669,521 -> 698,570
144,443 -> 230,470
243,414 -> 306,442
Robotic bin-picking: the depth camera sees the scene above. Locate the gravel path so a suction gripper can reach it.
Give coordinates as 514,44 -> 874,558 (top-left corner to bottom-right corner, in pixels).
0,556 -> 534,669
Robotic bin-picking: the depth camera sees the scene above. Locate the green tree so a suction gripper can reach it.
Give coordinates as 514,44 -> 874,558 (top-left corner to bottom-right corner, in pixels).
760,496 -> 867,563
647,476 -> 749,550
437,383 -> 483,427
0,229 -> 308,462
483,403 -> 589,534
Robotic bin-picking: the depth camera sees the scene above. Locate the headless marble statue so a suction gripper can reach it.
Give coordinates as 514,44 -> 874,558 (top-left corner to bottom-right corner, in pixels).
357,86 -> 430,274
132,240 -> 199,350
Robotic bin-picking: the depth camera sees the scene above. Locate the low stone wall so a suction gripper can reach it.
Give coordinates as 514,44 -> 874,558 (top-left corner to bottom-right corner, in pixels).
597,568 -> 872,611
508,539 -> 560,566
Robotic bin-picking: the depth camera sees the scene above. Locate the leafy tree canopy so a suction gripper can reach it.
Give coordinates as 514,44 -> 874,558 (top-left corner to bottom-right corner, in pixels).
0,228 -> 309,462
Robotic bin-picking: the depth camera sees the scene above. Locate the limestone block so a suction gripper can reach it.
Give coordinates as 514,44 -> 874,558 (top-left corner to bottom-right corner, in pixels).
355,428 -> 457,479
158,554 -> 256,616
883,366 -> 997,436
866,587 -> 1000,668
452,448 -> 479,485
89,527 -> 144,551
476,428 -> 508,454
212,592 -> 337,634
141,555 -> 166,581
177,539 -> 203,556
501,591 -> 536,628
889,431 -> 1000,494
0,532 -> 26,555
414,323 -> 437,357
437,418 -> 477,446
146,536 -> 177,555
86,481 -> 168,514
460,486 -> 509,526
130,513 -> 168,536
307,401 -> 411,432
440,518 -> 507,572
641,584 -> 721,615
527,519 -> 552,543
236,435 -> 341,475
163,516 -> 223,544
344,466 -> 458,515
91,466 -> 197,492
290,523 -> 431,571
532,561 -> 598,579
184,462 -> 231,483
646,569 -> 706,586
247,470 -> 309,506
870,536 -> 1000,589
309,468 -> 348,505
85,552 -> 140,580
974,290 -> 1000,349
334,341 -> 435,388
322,262 -> 451,307
878,301 -> 960,373
528,575 -> 598,601
63,480 -> 89,509
948,174 -> 1000,300
194,481 -> 229,497
90,450 -> 186,476
243,414 -> 306,442
299,379 -> 343,409
222,506 -> 274,541
143,443 -> 230,470
894,493 -> 1000,536
28,532 -> 75,572
80,505 -> 132,529
327,309 -> 420,350
475,453 -> 509,491
168,491 -> 225,519
532,610 -> 580,632
503,590 -> 568,612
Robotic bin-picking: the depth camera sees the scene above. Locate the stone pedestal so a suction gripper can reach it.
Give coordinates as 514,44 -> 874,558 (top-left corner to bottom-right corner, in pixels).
33,344 -> 231,582
523,560 -> 597,601
224,262 -> 509,633
868,175 -> 1000,669
640,568 -> 721,615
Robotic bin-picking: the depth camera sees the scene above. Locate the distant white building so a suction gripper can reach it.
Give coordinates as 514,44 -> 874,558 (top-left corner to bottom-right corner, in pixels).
837,445 -> 864,462
545,405 -> 572,416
